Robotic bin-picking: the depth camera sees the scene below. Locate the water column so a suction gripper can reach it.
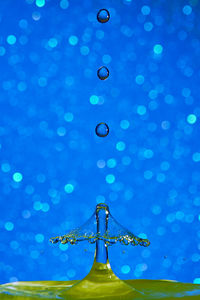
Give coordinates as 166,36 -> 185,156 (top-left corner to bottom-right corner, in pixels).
95,203 -> 109,264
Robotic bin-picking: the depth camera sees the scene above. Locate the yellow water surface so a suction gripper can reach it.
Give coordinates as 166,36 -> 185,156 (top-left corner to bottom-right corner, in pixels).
1,260 -> 200,300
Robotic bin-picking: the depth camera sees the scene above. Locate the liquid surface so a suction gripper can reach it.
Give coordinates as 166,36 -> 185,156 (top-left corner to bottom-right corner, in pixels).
1,279 -> 200,300
1,260 -> 200,300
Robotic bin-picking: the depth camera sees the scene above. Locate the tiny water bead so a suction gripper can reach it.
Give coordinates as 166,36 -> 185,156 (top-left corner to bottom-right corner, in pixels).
97,66 -> 109,80
97,9 -> 110,23
95,122 -> 109,137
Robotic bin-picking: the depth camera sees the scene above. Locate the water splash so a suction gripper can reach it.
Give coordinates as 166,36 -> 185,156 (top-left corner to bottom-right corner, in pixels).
50,203 -> 150,248
1,204 -> 200,299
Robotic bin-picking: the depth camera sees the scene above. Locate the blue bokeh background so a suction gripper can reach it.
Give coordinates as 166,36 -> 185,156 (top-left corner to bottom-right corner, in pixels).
1,0 -> 200,285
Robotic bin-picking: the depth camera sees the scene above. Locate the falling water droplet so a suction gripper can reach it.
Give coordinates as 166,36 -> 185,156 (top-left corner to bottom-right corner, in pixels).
95,122 -> 109,137
97,9 -> 110,23
97,66 -> 109,80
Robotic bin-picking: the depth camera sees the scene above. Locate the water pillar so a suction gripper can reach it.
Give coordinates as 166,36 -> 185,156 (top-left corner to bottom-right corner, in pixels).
95,203 -> 109,264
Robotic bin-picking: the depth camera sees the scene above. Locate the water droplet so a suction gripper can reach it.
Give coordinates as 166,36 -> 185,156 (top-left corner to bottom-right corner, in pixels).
97,66 -> 109,80
97,9 -> 110,23
95,122 -> 109,137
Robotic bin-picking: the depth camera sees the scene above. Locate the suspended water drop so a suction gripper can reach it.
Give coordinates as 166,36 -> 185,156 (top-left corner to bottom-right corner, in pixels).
95,122 -> 109,137
97,66 -> 109,80
97,9 -> 110,23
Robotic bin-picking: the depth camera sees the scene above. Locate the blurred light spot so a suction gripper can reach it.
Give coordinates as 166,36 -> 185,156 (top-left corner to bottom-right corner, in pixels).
7,35 -> 17,45
96,30 -> 104,39
36,0 -> 45,7
182,87 -> 191,97
38,77 -> 47,87
194,278 -> 200,284
19,19 -> 28,29
106,174 -> 115,184
116,141 -> 126,151
144,170 -> 153,180
122,156 -> 131,165
67,269 -> 76,278
161,121 -> 170,130
34,201 -> 42,211
144,22 -> 153,32
0,47 -> 6,56
32,11 -> 41,21
48,38 -> 58,48
5,222 -> 14,231
80,46 -> 89,55
137,105 -> 146,115
96,195 -> 105,204
187,114 -> 197,124
165,94 -> 174,104
42,203 -> 50,212
69,35 -> 78,46
144,149 -> 154,159
121,265 -> 130,274
64,184 -> 74,194
57,127 -> 66,136
141,5 -> 151,15
153,44 -> 163,54
138,233 -> 147,239
90,95 -> 99,105
1,163 -> 11,173
102,54 -> 111,64
142,249 -> 151,258
25,185 -> 34,194
59,243 -> 68,251
166,213 -> 175,223
107,158 -> 117,168
156,173 -> 166,183
135,75 -> 144,85
10,241 -> 19,250
183,5 -> 192,15
124,189 -> 133,201
157,226 -> 166,236
161,161 -> 170,171
60,0 -> 69,9
191,253 -> 200,262
13,172 -> 23,182
120,120 -> 130,129
162,258 -> 171,268
185,214 -> 194,223
176,211 -> 185,220
109,192 -> 118,202
149,90 -> 158,99
151,205 -> 161,215
64,112 -> 74,122
35,233 -> 44,243
30,250 -> 39,259
22,210 -> 31,219
97,159 -> 106,168
193,153 -> 200,162
37,174 -> 46,183
17,82 -> 27,92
